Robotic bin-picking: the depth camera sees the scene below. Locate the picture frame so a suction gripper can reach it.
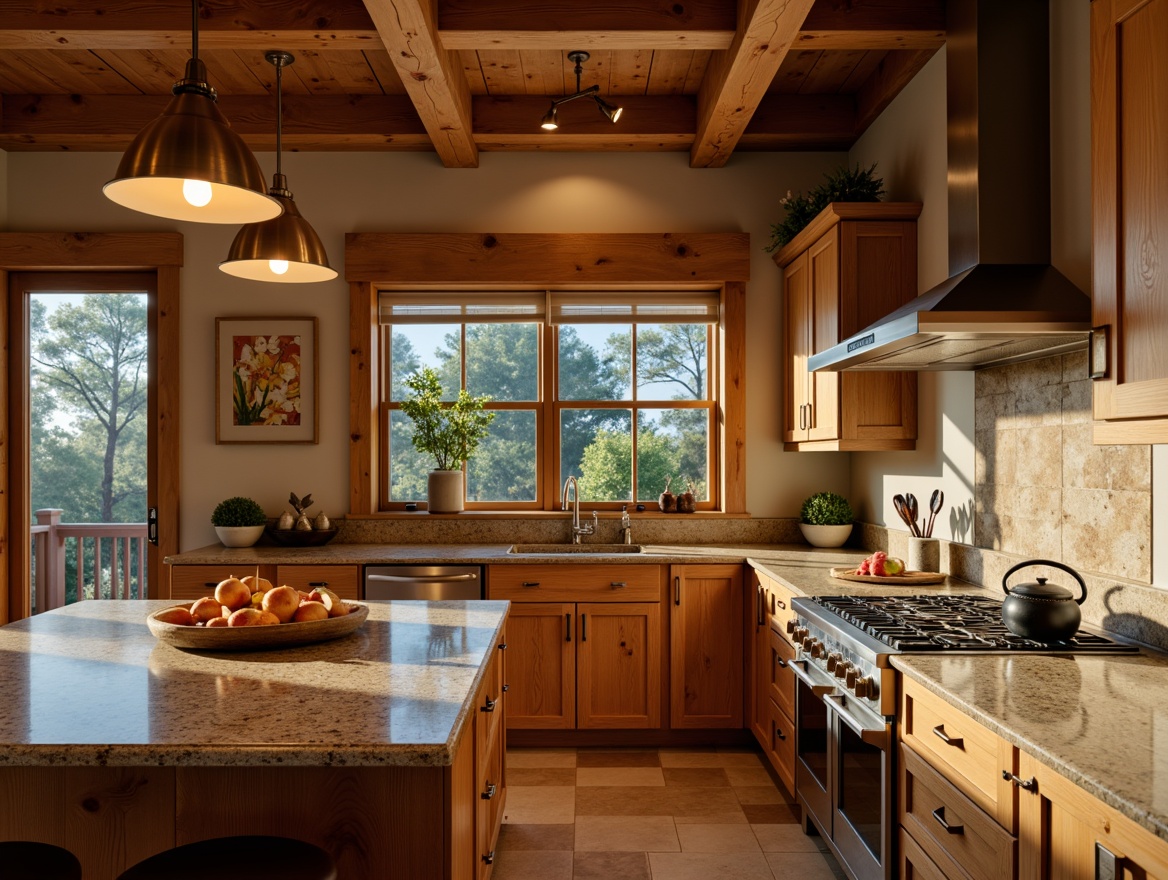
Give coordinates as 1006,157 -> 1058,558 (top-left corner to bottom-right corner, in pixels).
215,316 -> 318,444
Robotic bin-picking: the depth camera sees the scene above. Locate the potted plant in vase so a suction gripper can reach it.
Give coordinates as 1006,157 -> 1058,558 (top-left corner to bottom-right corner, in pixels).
211,496 -> 267,547
400,367 -> 496,513
799,491 -> 854,548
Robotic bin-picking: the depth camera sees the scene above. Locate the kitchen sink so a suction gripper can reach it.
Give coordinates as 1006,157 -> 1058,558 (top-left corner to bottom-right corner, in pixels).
507,543 -> 644,554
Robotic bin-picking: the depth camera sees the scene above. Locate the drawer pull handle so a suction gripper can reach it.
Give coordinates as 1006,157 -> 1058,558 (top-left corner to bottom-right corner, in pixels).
581,613 -> 587,642
482,696 -> 496,713
482,851 -> 495,865
203,582 -> 218,587
775,598 -> 787,610
775,725 -> 786,741
498,642 -> 508,651
481,782 -> 498,800
931,806 -> 964,835
775,656 -> 787,668
674,576 -> 681,605
1096,842 -> 1125,880
502,683 -> 509,692
308,581 -> 328,587
566,613 -> 572,642
611,581 -> 627,588
1002,771 -> 1037,791
522,581 -> 541,587
932,725 -> 963,748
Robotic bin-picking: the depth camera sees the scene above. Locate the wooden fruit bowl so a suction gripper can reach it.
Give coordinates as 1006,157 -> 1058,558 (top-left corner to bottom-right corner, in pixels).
265,526 -> 339,547
147,602 -> 368,651
829,568 -> 946,585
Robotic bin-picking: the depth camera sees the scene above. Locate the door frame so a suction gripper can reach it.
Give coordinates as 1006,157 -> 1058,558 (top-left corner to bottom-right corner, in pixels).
0,233 -> 183,622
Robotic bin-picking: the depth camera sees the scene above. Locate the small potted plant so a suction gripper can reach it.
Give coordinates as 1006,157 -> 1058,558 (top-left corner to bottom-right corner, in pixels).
400,367 -> 496,513
799,491 -> 854,548
211,496 -> 267,547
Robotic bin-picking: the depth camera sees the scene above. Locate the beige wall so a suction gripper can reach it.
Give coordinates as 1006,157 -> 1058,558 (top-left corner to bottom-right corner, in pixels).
3,149 -> 854,549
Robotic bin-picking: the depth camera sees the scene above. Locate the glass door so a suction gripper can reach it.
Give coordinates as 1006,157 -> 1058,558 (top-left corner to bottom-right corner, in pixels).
793,670 -> 831,833
829,693 -> 891,880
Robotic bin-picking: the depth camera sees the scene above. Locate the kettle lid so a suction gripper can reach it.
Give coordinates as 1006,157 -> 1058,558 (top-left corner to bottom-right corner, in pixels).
1008,577 -> 1074,601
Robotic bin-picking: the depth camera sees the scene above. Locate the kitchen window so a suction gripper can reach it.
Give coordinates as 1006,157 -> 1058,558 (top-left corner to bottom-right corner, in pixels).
378,290 -> 720,511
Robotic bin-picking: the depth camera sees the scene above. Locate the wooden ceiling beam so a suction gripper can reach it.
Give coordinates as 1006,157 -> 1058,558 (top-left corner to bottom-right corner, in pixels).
361,0 -> 476,167
690,0 -> 818,168
854,48 -> 937,135
795,0 -> 944,50
437,0 -> 735,50
0,0 -> 379,50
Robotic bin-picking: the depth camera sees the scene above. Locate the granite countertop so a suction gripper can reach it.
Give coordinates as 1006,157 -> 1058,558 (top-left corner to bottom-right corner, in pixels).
0,599 -> 507,768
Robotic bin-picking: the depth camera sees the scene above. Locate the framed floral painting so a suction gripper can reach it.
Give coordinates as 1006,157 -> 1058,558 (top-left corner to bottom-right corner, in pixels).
215,317 -> 318,444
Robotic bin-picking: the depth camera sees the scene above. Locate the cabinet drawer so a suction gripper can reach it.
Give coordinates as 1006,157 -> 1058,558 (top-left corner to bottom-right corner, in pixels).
476,716 -> 504,880
899,827 -> 950,880
767,698 -> 795,796
900,676 -> 1016,829
900,743 -> 1016,880
757,570 -> 796,638
767,627 -> 795,720
475,649 -> 503,767
488,564 -> 661,602
274,565 -> 359,599
169,565 -> 272,599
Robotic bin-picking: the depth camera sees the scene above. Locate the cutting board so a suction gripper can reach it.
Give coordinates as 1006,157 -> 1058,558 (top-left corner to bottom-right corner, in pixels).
829,568 -> 946,585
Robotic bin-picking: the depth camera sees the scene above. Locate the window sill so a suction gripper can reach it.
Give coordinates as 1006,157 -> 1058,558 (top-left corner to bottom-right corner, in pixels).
348,510 -> 751,520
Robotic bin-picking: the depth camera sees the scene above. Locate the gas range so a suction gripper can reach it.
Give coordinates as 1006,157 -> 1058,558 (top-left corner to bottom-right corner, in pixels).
787,593 -> 1138,717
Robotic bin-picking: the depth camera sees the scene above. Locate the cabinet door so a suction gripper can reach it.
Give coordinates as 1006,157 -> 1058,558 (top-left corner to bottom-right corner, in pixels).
504,603 -> 575,730
670,564 -> 744,729
784,251 -> 811,443
576,603 -> 661,729
1091,0 -> 1168,438
807,229 -> 841,442
1017,751 -> 1168,880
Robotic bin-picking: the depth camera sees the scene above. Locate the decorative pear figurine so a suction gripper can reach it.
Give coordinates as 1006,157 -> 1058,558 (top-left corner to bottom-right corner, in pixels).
313,512 -> 331,530
658,476 -> 676,512
294,514 -> 313,531
277,510 -> 295,530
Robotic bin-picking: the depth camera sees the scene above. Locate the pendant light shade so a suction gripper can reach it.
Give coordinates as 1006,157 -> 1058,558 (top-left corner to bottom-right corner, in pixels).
103,3 -> 280,224
219,51 -> 336,283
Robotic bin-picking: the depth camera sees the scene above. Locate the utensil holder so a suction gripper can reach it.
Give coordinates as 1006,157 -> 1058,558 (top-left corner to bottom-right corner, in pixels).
908,537 -> 940,573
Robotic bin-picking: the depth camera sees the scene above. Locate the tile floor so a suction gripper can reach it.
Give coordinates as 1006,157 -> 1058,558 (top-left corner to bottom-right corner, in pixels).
496,746 -> 847,880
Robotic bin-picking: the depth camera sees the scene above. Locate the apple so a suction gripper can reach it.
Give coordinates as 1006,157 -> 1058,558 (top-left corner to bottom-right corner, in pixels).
884,556 -> 906,575
214,576 -> 252,611
241,574 -> 274,594
262,585 -> 301,623
293,601 -> 329,623
206,617 -> 229,628
189,596 -> 224,624
227,608 -> 264,627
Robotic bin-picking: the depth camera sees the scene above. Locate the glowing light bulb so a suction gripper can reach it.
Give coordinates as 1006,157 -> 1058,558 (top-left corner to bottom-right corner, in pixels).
182,179 -> 213,207
269,259 -> 290,275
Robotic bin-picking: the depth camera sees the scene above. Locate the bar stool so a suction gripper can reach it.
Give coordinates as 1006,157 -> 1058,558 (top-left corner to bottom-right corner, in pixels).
117,836 -> 337,880
0,841 -> 83,880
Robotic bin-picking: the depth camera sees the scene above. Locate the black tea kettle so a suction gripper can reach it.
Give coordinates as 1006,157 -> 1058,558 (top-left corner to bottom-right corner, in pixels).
1001,559 -> 1088,643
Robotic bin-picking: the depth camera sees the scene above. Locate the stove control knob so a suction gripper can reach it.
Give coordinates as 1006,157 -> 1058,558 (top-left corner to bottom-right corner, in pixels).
811,642 -> 825,659
801,634 -> 814,651
826,652 -> 842,673
845,667 -> 858,689
853,676 -> 870,699
835,661 -> 852,680
786,618 -> 798,635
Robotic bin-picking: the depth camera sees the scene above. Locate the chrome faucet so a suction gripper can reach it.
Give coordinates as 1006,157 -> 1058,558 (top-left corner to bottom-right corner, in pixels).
561,476 -> 597,544
620,504 -> 633,544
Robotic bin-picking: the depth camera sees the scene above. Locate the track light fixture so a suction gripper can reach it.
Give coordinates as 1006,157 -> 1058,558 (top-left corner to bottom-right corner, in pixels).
539,51 -> 624,131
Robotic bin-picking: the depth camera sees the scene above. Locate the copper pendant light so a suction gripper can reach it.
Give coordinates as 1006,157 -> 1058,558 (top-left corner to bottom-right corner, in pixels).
219,51 -> 337,283
103,0 -> 280,224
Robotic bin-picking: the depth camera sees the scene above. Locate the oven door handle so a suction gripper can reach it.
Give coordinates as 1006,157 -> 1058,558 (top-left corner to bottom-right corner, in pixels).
825,693 -> 889,748
788,659 -> 837,696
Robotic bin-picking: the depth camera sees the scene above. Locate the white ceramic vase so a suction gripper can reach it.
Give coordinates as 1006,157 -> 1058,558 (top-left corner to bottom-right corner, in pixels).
798,523 -> 853,548
214,525 -> 265,548
427,470 -> 465,513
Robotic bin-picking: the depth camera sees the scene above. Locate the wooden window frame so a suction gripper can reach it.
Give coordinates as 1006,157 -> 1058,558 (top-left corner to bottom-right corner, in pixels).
347,233 -> 749,516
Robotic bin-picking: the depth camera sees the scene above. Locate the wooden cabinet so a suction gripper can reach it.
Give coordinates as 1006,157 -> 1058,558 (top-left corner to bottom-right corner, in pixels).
670,564 -> 742,729
169,563 -> 358,600
488,565 -> 665,732
774,203 -> 920,451
1016,750 -> 1168,880
747,569 -> 797,794
1091,0 -> 1168,443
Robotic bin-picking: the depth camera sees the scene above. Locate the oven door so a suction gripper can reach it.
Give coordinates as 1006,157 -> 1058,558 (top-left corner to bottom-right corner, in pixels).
826,692 -> 893,880
790,659 -> 834,836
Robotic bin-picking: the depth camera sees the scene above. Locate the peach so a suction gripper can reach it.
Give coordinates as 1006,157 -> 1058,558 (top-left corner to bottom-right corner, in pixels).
215,576 -> 252,611
156,606 -> 194,626
311,587 -> 349,618
240,574 -> 274,594
206,617 -> 229,628
292,601 -> 329,623
256,610 -> 281,626
227,607 -> 264,627
262,585 -> 301,623
189,596 -> 224,624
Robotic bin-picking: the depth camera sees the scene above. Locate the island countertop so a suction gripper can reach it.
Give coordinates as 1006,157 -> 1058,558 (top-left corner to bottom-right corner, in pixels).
0,599 -> 508,768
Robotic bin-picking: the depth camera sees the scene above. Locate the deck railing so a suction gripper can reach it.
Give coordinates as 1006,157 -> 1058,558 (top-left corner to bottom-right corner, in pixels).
31,509 -> 149,612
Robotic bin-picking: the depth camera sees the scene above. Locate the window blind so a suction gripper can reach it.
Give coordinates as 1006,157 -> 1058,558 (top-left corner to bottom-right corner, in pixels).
549,291 -> 720,325
378,290 -> 720,325
378,291 -> 546,324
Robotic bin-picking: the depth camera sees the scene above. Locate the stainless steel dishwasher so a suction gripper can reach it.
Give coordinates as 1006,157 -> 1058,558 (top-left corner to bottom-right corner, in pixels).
364,564 -> 483,600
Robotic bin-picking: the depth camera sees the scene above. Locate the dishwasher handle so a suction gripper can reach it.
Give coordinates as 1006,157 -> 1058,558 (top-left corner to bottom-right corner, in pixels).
367,573 -> 479,582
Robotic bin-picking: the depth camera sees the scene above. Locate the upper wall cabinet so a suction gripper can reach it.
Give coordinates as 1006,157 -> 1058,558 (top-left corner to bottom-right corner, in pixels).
774,203 -> 921,451
1091,0 -> 1168,444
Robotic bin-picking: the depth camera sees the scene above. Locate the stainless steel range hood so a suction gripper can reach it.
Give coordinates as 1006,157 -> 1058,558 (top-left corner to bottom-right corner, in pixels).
808,0 -> 1091,373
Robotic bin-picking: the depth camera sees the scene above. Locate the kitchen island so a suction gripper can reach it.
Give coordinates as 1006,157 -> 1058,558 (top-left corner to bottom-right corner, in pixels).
0,599 -> 509,879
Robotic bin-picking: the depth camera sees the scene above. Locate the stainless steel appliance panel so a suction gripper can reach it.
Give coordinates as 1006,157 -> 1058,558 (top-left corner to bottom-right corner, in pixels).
364,565 -> 482,600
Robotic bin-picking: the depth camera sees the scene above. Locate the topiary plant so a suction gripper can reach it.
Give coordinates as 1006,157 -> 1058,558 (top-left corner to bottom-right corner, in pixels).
765,163 -> 887,252
800,491 -> 854,525
211,496 -> 267,528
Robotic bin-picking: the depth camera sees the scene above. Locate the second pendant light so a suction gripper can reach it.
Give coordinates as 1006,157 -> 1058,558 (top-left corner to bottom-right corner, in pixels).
220,51 -> 337,283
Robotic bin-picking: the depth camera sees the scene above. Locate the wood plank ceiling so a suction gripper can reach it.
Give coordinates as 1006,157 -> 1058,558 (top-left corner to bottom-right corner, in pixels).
0,0 -> 944,168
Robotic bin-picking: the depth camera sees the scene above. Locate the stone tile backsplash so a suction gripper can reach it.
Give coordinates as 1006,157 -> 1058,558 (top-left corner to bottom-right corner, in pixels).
974,351 -> 1152,582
